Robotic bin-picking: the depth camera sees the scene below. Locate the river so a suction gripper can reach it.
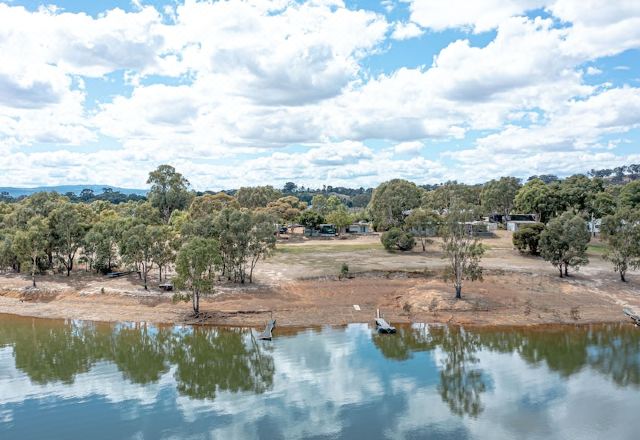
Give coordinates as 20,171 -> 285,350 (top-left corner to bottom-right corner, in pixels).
0,315 -> 639,439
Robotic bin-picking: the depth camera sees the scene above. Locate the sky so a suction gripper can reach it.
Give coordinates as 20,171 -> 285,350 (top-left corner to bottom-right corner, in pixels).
0,0 -> 639,191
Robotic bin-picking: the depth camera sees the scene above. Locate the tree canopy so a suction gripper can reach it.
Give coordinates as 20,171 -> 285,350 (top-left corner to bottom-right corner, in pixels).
368,179 -> 423,230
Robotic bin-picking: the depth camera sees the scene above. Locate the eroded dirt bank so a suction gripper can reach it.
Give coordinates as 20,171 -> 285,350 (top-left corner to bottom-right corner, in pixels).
1,268 -> 638,327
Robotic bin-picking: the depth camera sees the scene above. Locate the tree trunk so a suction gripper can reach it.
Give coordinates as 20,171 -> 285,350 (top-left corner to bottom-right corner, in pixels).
621,271 -> 626,282
31,257 -> 36,287
455,284 -> 462,299
192,290 -> 199,315
159,266 -> 162,282
564,264 -> 569,277
143,264 -> 148,290
558,266 -> 563,277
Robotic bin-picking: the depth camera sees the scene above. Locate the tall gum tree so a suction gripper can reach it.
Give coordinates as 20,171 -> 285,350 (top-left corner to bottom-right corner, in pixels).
601,208 -> 640,282
440,206 -> 484,299
147,165 -> 193,223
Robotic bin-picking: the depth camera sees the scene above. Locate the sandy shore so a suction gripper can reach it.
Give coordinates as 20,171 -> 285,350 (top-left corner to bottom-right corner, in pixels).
0,232 -> 639,327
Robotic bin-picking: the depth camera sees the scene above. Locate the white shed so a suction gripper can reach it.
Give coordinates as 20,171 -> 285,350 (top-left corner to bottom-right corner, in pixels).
506,220 -> 539,232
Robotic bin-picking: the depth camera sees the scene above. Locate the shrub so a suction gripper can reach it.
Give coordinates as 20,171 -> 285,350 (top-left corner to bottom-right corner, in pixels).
339,263 -> 349,280
381,228 -> 416,251
513,223 -> 544,255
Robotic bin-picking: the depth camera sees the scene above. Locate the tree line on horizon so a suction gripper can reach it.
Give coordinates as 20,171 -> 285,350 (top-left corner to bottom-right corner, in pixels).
0,163 -> 639,310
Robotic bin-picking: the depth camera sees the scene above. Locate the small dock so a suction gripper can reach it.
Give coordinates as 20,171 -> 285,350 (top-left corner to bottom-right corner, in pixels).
375,309 -> 396,334
258,319 -> 276,340
624,308 -> 640,326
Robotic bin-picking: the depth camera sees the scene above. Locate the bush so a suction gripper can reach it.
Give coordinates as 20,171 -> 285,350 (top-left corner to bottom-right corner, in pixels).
513,223 -> 544,255
339,263 -> 349,280
381,228 -> 416,251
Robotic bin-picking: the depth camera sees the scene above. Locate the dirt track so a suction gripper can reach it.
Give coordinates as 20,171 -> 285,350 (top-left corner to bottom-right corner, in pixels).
0,232 -> 639,327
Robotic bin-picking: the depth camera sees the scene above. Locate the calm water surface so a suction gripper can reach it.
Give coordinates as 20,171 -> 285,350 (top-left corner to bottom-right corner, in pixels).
0,315 -> 639,439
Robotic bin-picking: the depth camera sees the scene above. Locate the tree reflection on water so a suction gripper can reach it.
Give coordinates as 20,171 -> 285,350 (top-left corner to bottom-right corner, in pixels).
373,325 -> 487,417
0,318 -> 275,400
373,322 -> 640,418
0,316 -> 638,418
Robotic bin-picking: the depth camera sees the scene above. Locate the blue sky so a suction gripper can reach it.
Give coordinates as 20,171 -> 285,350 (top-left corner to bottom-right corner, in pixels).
0,0 -> 639,190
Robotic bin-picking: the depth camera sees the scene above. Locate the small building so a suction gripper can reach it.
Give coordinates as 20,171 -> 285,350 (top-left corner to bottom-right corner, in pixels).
489,213 -> 537,224
347,222 -> 371,234
318,224 -> 337,236
409,225 -> 438,237
588,219 -> 601,235
507,214 -> 537,222
506,220 -> 539,232
305,224 -> 337,237
463,221 -> 496,236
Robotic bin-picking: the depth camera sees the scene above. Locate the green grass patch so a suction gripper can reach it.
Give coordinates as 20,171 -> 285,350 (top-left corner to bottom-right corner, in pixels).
275,242 -> 384,254
588,243 -> 608,255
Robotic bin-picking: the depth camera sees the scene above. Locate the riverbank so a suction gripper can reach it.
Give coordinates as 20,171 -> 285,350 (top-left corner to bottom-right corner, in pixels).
0,269 -> 638,327
0,232 -> 638,327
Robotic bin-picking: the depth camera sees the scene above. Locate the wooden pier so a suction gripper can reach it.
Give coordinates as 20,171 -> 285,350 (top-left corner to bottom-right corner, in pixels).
623,308 -> 640,326
258,319 -> 276,340
375,309 -> 396,334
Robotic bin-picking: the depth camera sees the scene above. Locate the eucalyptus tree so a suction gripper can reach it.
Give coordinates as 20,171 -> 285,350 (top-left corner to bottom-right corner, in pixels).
12,216 -> 49,287
247,212 -> 277,283
263,196 -> 307,224
235,185 -> 282,209
368,179 -> 423,230
147,165 -> 193,222
440,206 -> 484,299
311,194 -> 343,216
558,174 -> 603,213
150,225 -> 177,282
619,180 -> 640,209
120,223 -> 173,290
173,237 -> 221,315
539,212 -> 590,277
297,210 -> 325,230
480,177 -> 521,219
189,193 -> 239,218
404,208 -> 440,252
84,215 -> 123,273
601,208 -> 640,282
588,191 -> 617,236
514,178 -> 563,223
0,231 -> 18,272
326,206 -> 353,234
11,192 -> 67,268
424,182 -> 480,215
50,202 -> 92,276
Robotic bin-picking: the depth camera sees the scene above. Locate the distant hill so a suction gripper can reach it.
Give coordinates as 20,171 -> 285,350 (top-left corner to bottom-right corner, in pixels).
0,185 -> 148,198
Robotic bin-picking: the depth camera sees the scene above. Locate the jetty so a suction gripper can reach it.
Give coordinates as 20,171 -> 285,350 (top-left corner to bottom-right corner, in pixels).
258,319 -> 276,340
375,309 -> 396,334
623,308 -> 640,326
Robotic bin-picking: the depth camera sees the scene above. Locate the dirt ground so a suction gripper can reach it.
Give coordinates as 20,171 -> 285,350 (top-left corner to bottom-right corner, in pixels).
0,231 -> 639,327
